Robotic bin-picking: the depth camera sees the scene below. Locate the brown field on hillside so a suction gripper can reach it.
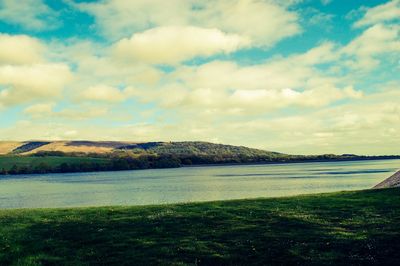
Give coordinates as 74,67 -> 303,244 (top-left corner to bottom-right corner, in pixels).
0,142 -> 24,155
0,141 -> 140,155
23,141 -> 117,154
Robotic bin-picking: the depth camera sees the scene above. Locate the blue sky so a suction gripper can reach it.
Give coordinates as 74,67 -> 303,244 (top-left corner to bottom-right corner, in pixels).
0,0 -> 399,155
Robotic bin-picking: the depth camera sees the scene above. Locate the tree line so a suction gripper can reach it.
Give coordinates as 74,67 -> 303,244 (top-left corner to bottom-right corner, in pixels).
0,155 -> 181,175
1,150 -> 399,175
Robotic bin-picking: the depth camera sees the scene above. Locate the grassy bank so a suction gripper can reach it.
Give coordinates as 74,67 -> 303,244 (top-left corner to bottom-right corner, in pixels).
1,188 -> 400,265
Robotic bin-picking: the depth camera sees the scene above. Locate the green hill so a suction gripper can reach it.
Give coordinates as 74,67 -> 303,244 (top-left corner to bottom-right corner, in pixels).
119,141 -> 281,156
116,141 -> 284,164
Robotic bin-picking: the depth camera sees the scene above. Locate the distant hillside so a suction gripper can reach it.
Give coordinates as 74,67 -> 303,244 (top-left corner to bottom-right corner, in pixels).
0,140 -> 281,158
1,140 -> 399,161
1,140 -> 399,175
116,141 -> 284,163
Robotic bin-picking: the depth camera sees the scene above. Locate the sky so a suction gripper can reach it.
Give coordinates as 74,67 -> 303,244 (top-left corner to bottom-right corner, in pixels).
0,0 -> 399,155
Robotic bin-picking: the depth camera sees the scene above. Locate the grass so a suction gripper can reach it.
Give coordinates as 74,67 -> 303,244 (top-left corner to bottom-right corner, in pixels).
0,156 -> 111,171
0,188 -> 400,265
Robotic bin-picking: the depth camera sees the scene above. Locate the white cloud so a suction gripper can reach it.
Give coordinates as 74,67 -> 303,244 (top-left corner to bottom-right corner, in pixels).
290,41 -> 338,65
354,0 -> 400,28
72,0 -> 190,39
0,34 -> 45,65
113,26 -> 249,64
147,85 -> 360,112
0,64 -> 72,106
345,24 -> 400,55
23,103 -> 54,118
0,34 -> 73,107
50,40 -> 163,90
196,0 -> 300,46
57,107 -> 109,120
79,85 -> 127,103
72,0 -> 300,46
0,0 -> 59,31
127,43 -> 361,114
167,42 -> 338,92
64,130 -> 78,137
304,8 -> 334,30
342,24 -> 400,71
23,102 -> 111,120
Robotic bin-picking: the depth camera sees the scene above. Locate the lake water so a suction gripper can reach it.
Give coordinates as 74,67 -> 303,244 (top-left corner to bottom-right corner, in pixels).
0,159 -> 399,209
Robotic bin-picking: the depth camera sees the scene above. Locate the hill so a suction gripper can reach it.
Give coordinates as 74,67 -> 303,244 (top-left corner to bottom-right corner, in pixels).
1,140 -> 399,175
1,188 -> 399,265
0,140 -> 282,158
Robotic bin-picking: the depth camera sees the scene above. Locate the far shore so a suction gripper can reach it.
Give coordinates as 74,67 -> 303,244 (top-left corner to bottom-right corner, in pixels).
183,156 -> 400,168
1,155 -> 399,176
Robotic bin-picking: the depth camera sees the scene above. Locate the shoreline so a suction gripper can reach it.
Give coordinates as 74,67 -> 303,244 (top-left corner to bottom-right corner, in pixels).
1,156 -> 399,176
0,187 -> 396,210
0,187 -> 379,211
183,157 -> 400,168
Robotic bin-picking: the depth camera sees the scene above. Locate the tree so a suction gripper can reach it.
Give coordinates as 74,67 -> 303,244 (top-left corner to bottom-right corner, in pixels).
153,156 -> 181,168
9,164 -> 19,174
34,162 -> 51,174
112,159 -> 130,170
59,163 -> 70,173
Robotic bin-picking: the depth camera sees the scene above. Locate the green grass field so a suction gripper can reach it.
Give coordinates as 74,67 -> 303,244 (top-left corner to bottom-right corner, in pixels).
0,156 -> 112,171
1,188 -> 399,265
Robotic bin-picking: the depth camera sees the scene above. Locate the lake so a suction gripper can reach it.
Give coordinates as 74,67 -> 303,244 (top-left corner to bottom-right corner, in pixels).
0,159 -> 399,209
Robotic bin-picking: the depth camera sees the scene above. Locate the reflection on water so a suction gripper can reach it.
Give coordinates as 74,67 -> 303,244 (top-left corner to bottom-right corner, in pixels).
0,159 -> 399,209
